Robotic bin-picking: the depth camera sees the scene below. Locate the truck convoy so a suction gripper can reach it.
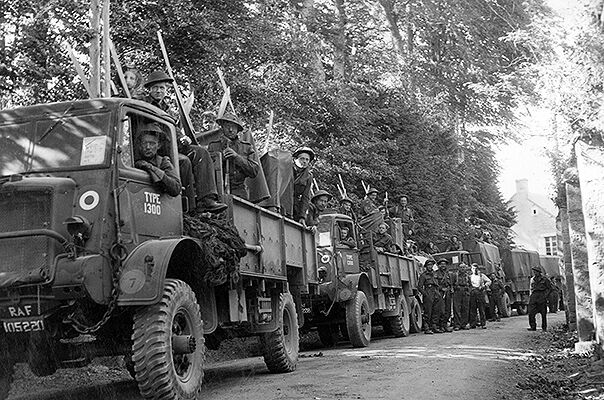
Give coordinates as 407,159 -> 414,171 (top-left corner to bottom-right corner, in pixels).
0,98 -> 420,400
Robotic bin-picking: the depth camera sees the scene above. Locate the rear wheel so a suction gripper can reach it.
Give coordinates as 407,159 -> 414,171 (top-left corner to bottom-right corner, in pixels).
409,297 -> 423,333
132,279 -> 205,400
500,293 -> 512,318
384,295 -> 410,337
260,292 -> 299,373
516,303 -> 528,315
0,361 -> 14,400
317,324 -> 339,347
346,291 -> 371,348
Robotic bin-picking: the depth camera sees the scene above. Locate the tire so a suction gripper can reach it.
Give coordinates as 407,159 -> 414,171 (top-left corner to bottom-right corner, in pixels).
0,362 -> 14,400
409,297 -> 423,334
346,291 -> 371,348
317,324 -> 338,347
27,332 -> 59,377
500,293 -> 512,318
260,292 -> 299,373
385,295 -> 410,337
132,279 -> 205,400
516,303 -> 528,315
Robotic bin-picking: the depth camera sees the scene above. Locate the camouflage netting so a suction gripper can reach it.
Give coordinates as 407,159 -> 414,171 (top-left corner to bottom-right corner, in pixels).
183,214 -> 247,286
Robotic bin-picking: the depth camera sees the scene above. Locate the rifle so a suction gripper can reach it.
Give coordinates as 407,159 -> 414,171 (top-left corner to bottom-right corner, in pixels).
383,191 -> 390,218
157,30 -> 199,146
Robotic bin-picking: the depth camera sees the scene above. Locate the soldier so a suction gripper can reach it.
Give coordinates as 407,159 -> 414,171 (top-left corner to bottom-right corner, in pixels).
133,123 -> 181,197
292,147 -> 315,223
123,66 -> 145,99
488,273 -> 504,322
435,259 -> 453,332
418,260 -> 443,334
548,276 -> 561,313
373,222 -> 395,253
359,187 -> 379,217
338,195 -> 357,223
425,241 -> 440,255
452,262 -> 471,330
469,263 -> 491,329
208,112 -> 260,200
306,189 -> 332,227
445,235 -> 463,251
201,110 -> 219,133
141,71 -> 226,213
389,195 -> 415,237
527,266 -> 552,331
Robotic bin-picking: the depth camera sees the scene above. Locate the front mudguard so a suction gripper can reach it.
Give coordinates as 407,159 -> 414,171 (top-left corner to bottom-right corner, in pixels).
117,238 -> 201,306
320,273 -> 375,313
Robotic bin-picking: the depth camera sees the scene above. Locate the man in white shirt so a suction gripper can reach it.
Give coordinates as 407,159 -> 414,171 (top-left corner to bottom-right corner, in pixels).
468,263 -> 491,329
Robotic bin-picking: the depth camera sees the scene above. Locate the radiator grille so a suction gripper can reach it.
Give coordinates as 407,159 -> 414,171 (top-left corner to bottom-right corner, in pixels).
0,190 -> 52,274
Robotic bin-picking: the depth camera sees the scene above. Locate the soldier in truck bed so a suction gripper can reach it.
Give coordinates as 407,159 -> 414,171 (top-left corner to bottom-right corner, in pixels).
208,112 -> 259,200
373,222 -> 395,253
134,123 -> 181,197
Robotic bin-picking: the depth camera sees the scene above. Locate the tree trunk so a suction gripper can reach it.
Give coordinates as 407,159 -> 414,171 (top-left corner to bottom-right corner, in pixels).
558,206 -> 577,329
293,0 -> 326,83
378,0 -> 406,57
102,0 -> 111,97
576,140 -> 604,355
565,170 -> 595,348
332,0 -> 349,82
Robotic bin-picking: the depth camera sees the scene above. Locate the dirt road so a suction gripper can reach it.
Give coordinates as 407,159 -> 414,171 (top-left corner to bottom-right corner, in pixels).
8,312 -> 563,400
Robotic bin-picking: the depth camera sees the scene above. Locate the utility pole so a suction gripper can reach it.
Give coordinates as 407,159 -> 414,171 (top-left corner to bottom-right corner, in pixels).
90,0 -> 101,97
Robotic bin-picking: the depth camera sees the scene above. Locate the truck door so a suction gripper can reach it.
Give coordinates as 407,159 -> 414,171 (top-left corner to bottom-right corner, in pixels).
116,109 -> 182,248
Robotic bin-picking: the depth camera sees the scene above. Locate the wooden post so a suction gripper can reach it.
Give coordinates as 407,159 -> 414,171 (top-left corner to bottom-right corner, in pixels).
89,0 -> 101,97
558,206 -> 577,329
102,0 -> 111,97
576,140 -> 604,355
565,168 -> 595,351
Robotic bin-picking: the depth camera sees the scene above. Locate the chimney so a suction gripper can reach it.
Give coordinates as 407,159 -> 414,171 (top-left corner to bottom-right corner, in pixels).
516,179 -> 529,198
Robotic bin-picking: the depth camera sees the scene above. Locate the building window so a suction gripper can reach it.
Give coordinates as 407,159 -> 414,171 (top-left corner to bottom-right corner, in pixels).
545,236 -> 557,256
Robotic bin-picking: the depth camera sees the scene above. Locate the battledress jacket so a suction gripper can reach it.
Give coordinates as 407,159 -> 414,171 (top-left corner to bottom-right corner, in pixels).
207,136 -> 259,199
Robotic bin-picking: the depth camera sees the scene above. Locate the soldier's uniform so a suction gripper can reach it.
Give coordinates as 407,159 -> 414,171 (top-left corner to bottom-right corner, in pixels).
373,231 -> 395,253
292,148 -> 314,222
488,275 -> 504,321
305,190 -> 332,227
452,266 -> 471,330
528,267 -> 552,331
339,196 -> 357,224
548,278 -> 561,313
359,190 -> 379,217
418,264 -> 443,334
434,261 -> 453,332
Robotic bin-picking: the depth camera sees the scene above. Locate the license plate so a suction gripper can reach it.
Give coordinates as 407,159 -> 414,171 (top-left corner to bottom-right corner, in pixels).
2,318 -> 45,333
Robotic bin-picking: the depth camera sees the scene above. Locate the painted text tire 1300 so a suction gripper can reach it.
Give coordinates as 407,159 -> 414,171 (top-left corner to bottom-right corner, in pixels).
132,279 -> 205,400
346,290 -> 371,348
260,292 -> 299,373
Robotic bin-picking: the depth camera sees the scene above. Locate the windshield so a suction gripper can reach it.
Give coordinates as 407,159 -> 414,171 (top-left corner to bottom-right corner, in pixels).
0,111 -> 112,176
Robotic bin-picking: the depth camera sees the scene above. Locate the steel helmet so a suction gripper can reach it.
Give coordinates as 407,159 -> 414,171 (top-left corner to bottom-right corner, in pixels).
340,195 -> 353,204
293,147 -> 315,162
144,71 -> 173,88
216,112 -> 244,131
311,189 -> 332,203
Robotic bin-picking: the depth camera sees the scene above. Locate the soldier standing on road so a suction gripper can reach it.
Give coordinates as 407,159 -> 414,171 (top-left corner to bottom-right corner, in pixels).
488,273 -> 504,322
292,147 -> 315,223
527,266 -> 552,331
452,263 -> 471,330
435,259 -> 453,332
469,263 -> 491,329
133,123 -> 181,197
418,260 -> 443,334
208,112 -> 260,200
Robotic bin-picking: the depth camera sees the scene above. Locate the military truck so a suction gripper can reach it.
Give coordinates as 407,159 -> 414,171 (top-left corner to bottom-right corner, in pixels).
0,98 -> 316,400
432,239 -> 512,317
300,214 -> 420,347
500,248 -> 541,315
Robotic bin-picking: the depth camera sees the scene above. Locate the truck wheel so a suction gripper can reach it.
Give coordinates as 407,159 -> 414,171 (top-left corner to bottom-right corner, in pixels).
260,292 -> 299,373
385,295 -> 410,337
0,362 -> 14,400
27,332 -> 59,377
317,324 -> 339,347
346,291 -> 371,348
132,279 -> 205,400
500,293 -> 512,318
516,304 -> 528,315
409,297 -> 423,334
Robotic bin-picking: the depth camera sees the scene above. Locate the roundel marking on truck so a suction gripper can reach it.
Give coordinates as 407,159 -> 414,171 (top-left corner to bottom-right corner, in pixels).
79,190 -> 100,211
120,269 -> 146,294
